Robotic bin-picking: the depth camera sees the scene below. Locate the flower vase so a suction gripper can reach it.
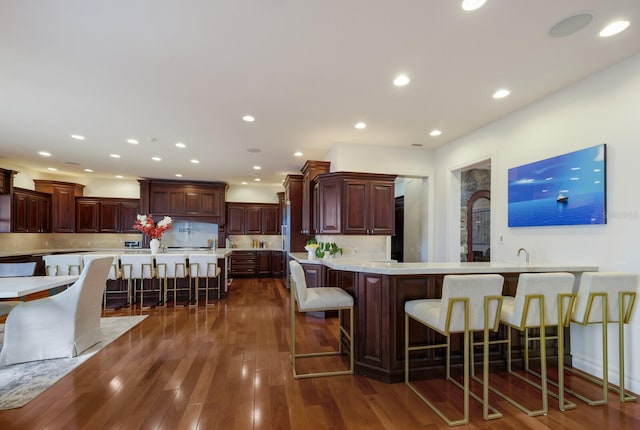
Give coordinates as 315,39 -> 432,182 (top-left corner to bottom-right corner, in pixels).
304,245 -> 317,260
150,238 -> 160,255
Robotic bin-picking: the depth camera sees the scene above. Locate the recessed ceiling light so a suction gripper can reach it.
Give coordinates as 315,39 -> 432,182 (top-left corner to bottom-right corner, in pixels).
393,75 -> 410,86
492,89 -> 510,99
115,175 -> 123,179
47,167 -> 57,171
71,134 -> 85,140
241,181 -> 248,185
127,139 -> 139,144
294,151 -> 303,157
84,168 -> 93,173
243,115 -> 255,122
548,13 -> 593,38
191,159 -> 200,164
599,20 -> 630,37
461,0 -> 486,12
152,156 -> 162,161
355,122 -> 367,129
253,165 -> 261,170
430,129 -> 442,136
175,173 -> 183,178
110,154 -> 121,158
254,178 -> 261,182
39,151 -> 51,157
175,142 -> 186,148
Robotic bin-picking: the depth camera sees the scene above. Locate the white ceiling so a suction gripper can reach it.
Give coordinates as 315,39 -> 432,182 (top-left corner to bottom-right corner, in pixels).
1,1 -> 640,186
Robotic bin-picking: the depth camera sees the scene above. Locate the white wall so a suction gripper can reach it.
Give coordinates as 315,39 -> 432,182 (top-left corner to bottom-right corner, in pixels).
433,53 -> 640,393
226,184 -> 283,203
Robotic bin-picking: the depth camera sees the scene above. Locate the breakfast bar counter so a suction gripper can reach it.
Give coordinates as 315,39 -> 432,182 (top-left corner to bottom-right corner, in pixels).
290,253 -> 597,383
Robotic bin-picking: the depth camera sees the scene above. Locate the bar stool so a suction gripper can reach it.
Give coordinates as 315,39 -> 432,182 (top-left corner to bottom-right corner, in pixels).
120,254 -> 156,309
189,254 -> 220,307
289,260 -> 354,379
491,272 -> 576,416
82,254 -> 120,310
405,274 -> 504,426
155,254 -> 189,306
568,272 -> 638,405
43,254 -> 83,276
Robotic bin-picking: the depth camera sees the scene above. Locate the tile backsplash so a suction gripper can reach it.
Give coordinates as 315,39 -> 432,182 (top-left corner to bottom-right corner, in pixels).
0,233 -> 142,253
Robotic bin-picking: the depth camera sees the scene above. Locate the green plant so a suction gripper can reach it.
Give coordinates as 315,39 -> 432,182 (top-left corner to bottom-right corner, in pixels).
305,238 -> 318,246
315,246 -> 325,258
329,242 -> 343,256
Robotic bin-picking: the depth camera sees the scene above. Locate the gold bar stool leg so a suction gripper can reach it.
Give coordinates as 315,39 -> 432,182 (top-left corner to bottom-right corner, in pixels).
289,260 -> 354,379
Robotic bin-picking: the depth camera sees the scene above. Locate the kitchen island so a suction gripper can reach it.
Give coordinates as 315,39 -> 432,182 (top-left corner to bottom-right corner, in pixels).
289,253 -> 598,383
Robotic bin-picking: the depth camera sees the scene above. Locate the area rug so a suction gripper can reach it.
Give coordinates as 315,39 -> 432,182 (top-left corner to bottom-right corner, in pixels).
0,315 -> 147,410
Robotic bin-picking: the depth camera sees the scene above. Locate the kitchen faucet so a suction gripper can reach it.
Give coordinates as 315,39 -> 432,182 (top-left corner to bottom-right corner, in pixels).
517,248 -> 529,264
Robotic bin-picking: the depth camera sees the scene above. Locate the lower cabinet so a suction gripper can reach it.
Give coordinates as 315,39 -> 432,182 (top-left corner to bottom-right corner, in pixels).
230,251 -> 257,276
230,250 -> 284,277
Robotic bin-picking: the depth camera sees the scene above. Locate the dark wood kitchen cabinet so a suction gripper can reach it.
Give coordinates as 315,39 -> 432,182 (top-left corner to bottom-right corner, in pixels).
34,180 -> 84,233
271,251 -> 283,276
300,160 -> 330,235
257,251 -> 271,275
315,172 -> 396,235
139,180 -> 227,223
226,203 -> 280,235
230,251 -> 257,276
76,197 -> 139,233
9,188 -> 51,233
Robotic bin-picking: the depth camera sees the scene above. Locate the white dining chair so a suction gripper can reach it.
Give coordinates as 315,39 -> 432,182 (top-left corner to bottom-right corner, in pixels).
82,254 -> 120,310
0,257 -> 112,366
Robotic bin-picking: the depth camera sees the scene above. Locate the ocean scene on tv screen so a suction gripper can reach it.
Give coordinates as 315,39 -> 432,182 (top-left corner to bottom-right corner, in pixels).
508,144 -> 606,227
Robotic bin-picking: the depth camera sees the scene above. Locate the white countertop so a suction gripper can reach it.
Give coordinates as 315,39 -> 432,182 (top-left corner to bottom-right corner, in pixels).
0,247 -> 281,258
289,253 -> 598,275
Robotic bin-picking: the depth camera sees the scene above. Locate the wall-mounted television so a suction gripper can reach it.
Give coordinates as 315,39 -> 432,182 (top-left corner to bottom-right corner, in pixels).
508,144 -> 606,227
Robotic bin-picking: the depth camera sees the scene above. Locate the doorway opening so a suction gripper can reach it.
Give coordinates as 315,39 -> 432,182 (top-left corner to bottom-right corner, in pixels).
460,164 -> 491,262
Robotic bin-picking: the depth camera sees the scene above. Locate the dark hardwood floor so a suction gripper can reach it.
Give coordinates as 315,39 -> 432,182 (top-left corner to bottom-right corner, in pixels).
1,277 -> 639,429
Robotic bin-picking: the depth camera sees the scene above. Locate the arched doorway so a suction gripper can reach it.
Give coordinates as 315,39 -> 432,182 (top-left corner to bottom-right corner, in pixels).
466,190 -> 490,262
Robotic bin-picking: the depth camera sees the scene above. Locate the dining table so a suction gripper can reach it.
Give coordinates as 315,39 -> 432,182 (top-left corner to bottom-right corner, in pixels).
0,275 -> 79,301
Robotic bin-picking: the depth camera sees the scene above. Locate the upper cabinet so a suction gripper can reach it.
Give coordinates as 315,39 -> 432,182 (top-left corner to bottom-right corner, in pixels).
76,197 -> 139,233
227,203 -> 280,235
316,172 -> 397,235
139,180 -> 228,225
34,180 -> 84,233
12,188 -> 51,233
300,160 -> 330,235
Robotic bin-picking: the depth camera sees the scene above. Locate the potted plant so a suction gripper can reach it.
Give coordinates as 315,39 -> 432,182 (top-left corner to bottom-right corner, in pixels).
304,238 -> 318,260
328,242 -> 343,257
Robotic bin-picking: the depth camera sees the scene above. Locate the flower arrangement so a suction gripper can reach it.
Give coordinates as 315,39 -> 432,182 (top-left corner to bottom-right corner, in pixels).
132,214 -> 173,239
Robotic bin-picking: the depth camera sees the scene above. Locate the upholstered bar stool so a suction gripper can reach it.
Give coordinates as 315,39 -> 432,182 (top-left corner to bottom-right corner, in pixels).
155,254 -> 189,306
43,254 -> 83,276
189,254 -> 220,307
491,272 -> 576,416
82,254 -> 120,310
405,274 -> 504,426
289,260 -> 354,379
120,254 -> 156,308
568,272 -> 638,405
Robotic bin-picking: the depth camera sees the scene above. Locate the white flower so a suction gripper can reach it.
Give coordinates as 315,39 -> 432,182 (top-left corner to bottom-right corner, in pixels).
157,216 -> 173,228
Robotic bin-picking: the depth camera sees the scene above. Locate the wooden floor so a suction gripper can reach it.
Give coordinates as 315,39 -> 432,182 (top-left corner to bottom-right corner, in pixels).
1,277 -> 639,429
